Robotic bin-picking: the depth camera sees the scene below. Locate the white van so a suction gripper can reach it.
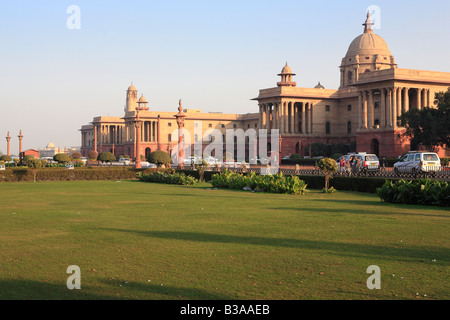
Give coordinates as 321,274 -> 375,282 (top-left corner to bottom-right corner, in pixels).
394,152 -> 441,175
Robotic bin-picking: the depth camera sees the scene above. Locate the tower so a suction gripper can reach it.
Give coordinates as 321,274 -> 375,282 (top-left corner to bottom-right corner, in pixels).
277,63 -> 297,87
6,132 -> 11,156
339,12 -> 396,89
125,83 -> 138,113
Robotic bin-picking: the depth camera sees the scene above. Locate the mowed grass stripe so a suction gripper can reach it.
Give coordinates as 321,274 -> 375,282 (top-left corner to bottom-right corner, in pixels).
0,180 -> 448,300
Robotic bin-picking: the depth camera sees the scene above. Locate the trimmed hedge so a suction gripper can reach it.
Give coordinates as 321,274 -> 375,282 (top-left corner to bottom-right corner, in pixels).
211,171 -> 307,195
0,167 -> 155,182
297,175 -> 388,194
377,179 -> 450,207
139,171 -> 198,185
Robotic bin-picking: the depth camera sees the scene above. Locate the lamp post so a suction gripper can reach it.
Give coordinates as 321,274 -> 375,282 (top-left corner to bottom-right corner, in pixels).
175,99 -> 186,169
134,95 -> 149,169
18,130 -> 23,161
6,132 -> 11,156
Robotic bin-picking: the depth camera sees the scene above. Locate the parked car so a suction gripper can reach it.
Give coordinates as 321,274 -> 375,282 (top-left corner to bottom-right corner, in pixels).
119,158 -> 131,165
338,153 -> 380,174
394,151 -> 441,176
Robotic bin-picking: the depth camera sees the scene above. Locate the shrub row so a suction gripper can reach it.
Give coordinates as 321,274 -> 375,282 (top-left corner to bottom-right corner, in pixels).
139,171 -> 198,185
377,179 -> 450,207
297,175 -> 388,194
211,171 -> 307,195
0,167 -> 154,182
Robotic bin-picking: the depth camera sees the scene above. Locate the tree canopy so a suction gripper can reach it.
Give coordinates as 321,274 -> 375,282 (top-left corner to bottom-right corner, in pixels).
53,153 -> 71,163
98,152 -> 116,162
147,151 -> 171,166
400,88 -> 450,151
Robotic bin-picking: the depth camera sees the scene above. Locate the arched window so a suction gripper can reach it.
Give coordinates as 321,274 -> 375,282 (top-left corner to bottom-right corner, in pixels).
347,71 -> 353,84
326,122 -> 331,134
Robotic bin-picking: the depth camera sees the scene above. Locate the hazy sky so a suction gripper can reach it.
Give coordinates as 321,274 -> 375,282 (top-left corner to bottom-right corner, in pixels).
1,0 -> 449,155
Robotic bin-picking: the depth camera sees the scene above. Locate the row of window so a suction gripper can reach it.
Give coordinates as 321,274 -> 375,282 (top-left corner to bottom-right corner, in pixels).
325,105 -> 353,111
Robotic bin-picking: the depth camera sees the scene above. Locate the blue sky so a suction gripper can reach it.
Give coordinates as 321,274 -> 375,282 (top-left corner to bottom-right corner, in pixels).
0,0 -> 449,154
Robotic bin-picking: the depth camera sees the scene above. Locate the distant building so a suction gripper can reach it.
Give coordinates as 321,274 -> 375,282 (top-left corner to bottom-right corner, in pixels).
80,13 -> 450,159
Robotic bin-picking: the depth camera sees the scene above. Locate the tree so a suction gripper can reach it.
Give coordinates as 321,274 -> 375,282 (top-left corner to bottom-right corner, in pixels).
309,143 -> 328,157
87,150 -> 98,161
400,87 -> 450,151
194,158 -> 208,182
147,151 -> 171,167
0,155 -> 12,162
98,152 -> 116,162
317,158 -> 338,192
54,153 -> 71,163
22,154 -> 35,165
13,158 -> 19,167
71,152 -> 82,160
27,157 -> 44,182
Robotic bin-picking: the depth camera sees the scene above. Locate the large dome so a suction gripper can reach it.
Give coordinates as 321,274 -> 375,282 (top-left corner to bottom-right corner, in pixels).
345,32 -> 392,58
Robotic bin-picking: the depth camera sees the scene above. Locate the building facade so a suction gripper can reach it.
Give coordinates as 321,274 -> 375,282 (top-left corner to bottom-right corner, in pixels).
81,13 -> 450,160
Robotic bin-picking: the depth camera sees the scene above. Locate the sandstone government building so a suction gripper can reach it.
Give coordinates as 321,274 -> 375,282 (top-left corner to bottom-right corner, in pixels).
80,13 -> 450,160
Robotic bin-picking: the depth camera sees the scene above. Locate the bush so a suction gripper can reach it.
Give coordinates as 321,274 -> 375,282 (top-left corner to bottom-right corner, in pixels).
147,151 -> 171,167
211,170 -> 307,195
54,153 -> 71,163
441,158 -> 450,166
88,150 -> 98,161
377,179 -> 450,207
0,155 -> 12,162
0,167 -> 154,182
98,152 -> 116,162
71,152 -> 82,160
139,170 -> 198,185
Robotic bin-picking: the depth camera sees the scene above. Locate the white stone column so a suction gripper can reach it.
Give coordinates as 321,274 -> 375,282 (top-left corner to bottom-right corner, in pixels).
309,102 -> 313,135
368,90 -> 374,129
381,89 -> 386,128
283,102 -> 288,134
404,88 -> 409,113
301,102 -> 305,134
392,88 -> 397,127
416,89 -> 421,110
363,91 -> 368,129
397,87 -> 402,119
358,92 -> 362,129
386,89 -> 391,128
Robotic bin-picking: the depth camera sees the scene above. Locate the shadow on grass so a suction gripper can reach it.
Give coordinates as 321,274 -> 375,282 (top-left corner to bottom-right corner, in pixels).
268,206 -> 450,219
0,280 -> 117,300
99,279 -> 232,300
308,198 -> 450,212
99,228 -> 449,264
0,279 -> 231,300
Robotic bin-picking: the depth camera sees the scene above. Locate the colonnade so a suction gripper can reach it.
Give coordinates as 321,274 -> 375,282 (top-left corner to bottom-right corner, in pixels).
358,87 -> 432,129
259,101 -> 314,135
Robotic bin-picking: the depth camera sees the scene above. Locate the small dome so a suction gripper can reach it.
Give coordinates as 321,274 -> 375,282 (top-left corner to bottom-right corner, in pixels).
47,142 -> 55,148
138,94 -> 147,103
128,83 -> 137,91
279,62 -> 295,75
314,82 -> 325,89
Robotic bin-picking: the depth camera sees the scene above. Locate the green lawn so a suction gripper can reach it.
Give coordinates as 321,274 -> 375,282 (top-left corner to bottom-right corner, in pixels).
0,180 -> 448,300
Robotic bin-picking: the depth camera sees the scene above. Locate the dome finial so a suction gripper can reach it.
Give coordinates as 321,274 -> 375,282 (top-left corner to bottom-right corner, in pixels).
363,10 -> 374,34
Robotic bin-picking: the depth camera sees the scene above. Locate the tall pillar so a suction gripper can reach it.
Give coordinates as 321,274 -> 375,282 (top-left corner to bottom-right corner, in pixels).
358,93 -> 362,129
426,89 -> 431,108
386,89 -> 392,128
293,103 -> 298,133
279,102 -> 284,134
397,87 -> 402,119
368,90 -> 374,129
18,130 -> 23,159
266,105 -> 270,131
417,88 -> 422,110
363,91 -> 368,129
392,88 -> 397,127
262,105 -> 266,129
6,132 -> 11,156
94,126 -> 98,153
301,102 -> 305,134
259,105 -> 263,130
284,102 -> 288,134
380,89 -> 386,128
273,104 -> 278,130
309,102 -> 313,135
403,88 -> 409,113
289,102 -> 295,134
